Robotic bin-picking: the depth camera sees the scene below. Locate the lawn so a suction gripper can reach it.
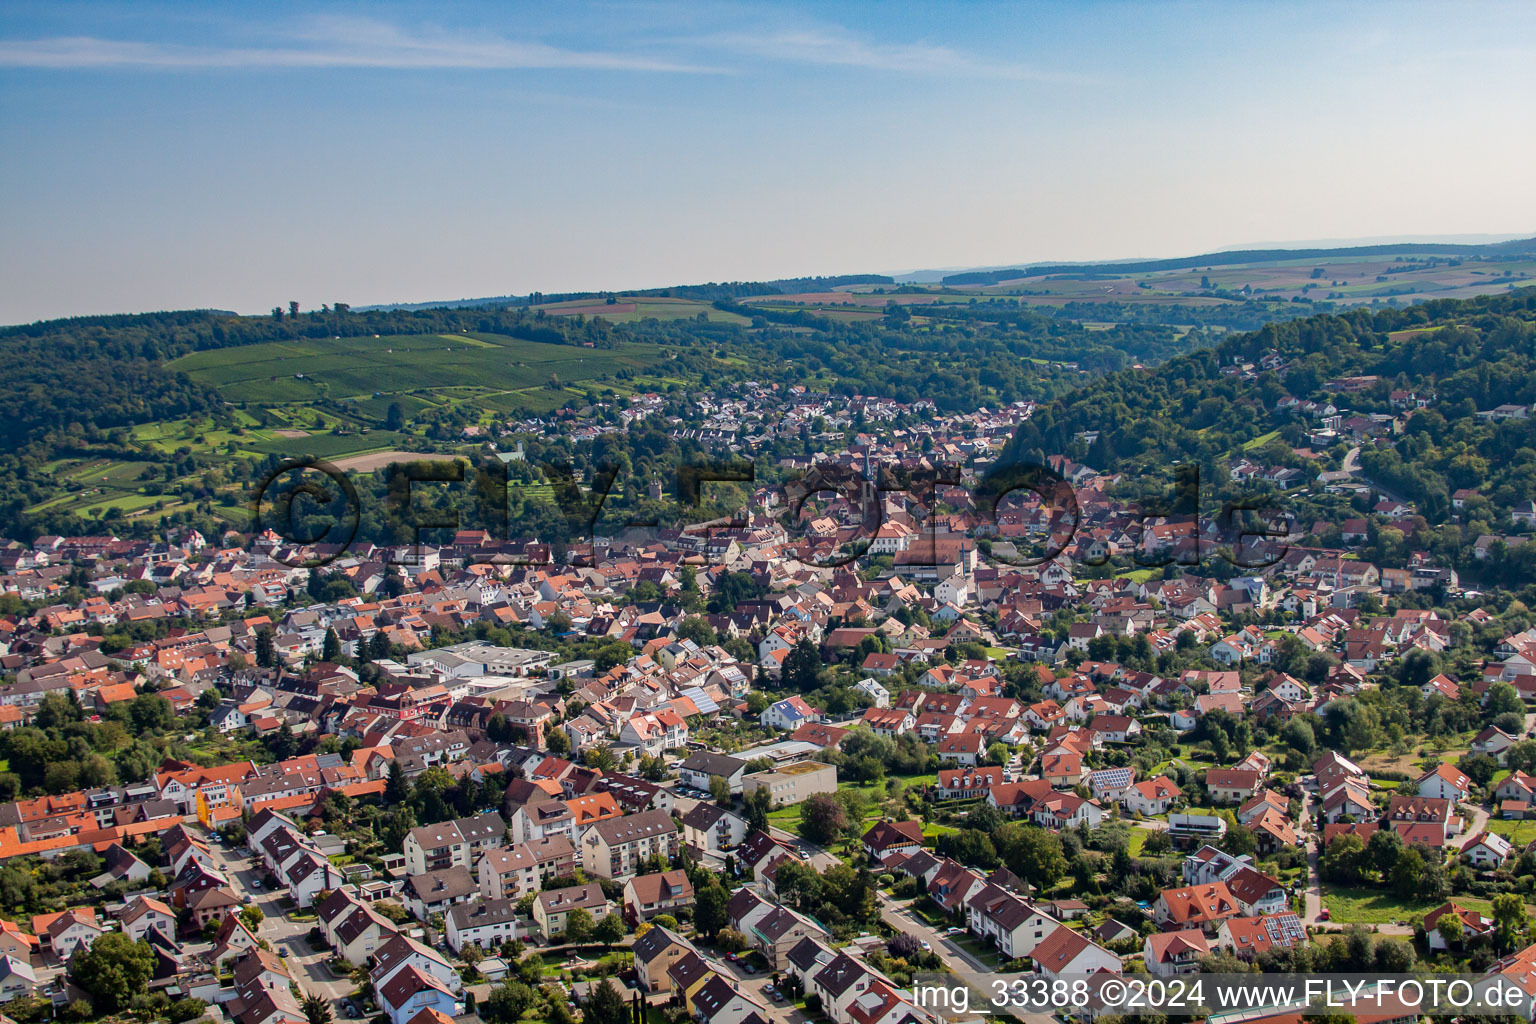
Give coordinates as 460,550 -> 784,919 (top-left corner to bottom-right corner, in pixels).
768,771 -> 934,836
948,932 -> 1004,968
1125,827 -> 1150,856
1482,817 -> 1536,846
1320,885 -> 1442,924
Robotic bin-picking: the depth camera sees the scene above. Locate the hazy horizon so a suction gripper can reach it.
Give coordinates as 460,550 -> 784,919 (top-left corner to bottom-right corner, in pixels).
3,1 -> 1535,323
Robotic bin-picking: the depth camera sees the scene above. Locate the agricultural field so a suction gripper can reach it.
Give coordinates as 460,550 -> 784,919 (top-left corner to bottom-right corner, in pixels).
29,457 -> 190,519
532,295 -> 752,324
168,332 -> 666,407
741,251 -> 1536,314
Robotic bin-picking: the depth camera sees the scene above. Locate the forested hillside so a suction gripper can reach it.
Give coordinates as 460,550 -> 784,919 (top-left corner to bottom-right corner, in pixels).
1005,287 -> 1536,582
0,305 -> 637,449
0,294 -> 1214,542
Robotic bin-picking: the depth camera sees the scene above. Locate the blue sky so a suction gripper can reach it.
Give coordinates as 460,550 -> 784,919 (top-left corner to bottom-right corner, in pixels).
2,1 -> 1534,322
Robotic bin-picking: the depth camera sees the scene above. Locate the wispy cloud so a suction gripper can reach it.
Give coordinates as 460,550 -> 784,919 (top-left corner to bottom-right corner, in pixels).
696,23 -> 1083,82
0,15 -> 721,73
0,10 -> 1087,83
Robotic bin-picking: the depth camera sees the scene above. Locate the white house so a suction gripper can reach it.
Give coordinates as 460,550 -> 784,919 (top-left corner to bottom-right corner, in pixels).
853,678 -> 891,708
446,899 -> 523,953
1418,763 -> 1472,803
1123,776 -> 1181,816
1461,831 -> 1513,869
760,697 -> 820,732
119,896 -> 177,944
1030,924 -> 1121,979
0,956 -> 37,1004
1144,930 -> 1209,977
967,888 -> 1060,959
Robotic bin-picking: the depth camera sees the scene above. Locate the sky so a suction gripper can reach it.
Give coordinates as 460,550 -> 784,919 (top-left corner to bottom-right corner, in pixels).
2,1 -> 1535,323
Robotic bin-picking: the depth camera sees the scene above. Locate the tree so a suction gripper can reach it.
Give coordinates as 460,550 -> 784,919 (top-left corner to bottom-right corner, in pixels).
586,745 -> 618,772
1390,847 -> 1424,898
302,994 -> 333,1024
715,927 -> 749,954
486,981 -> 537,1023
1460,752 -> 1498,788
782,638 -> 823,693
240,904 -> 264,932
1321,834 -> 1365,884
322,628 -> 342,663
1486,682 -> 1525,720
564,907 -> 594,943
799,793 -> 848,846
460,943 -> 484,972
255,628 -> 275,668
385,760 -> 409,804
69,932 -> 155,1013
1365,828 -> 1404,878
710,774 -> 732,807
1493,892 -> 1530,952
695,881 -> 729,940
486,713 -> 512,744
676,616 -> 717,647
997,823 -> 1067,890
584,979 -> 630,1024
594,912 -> 625,943
1436,911 -> 1464,949
385,402 -> 405,431
743,786 -> 772,833
1280,718 -> 1315,756
1220,819 -> 1257,857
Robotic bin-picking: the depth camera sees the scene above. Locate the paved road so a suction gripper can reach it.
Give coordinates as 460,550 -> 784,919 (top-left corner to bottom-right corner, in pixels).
1299,782 -> 1324,925
208,837 -> 359,1009
717,952 -> 810,1024
877,894 -> 1057,1024
1342,444 -> 1410,505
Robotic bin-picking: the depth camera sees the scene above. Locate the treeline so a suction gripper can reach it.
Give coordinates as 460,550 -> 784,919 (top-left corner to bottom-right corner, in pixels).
361,274 -> 896,311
